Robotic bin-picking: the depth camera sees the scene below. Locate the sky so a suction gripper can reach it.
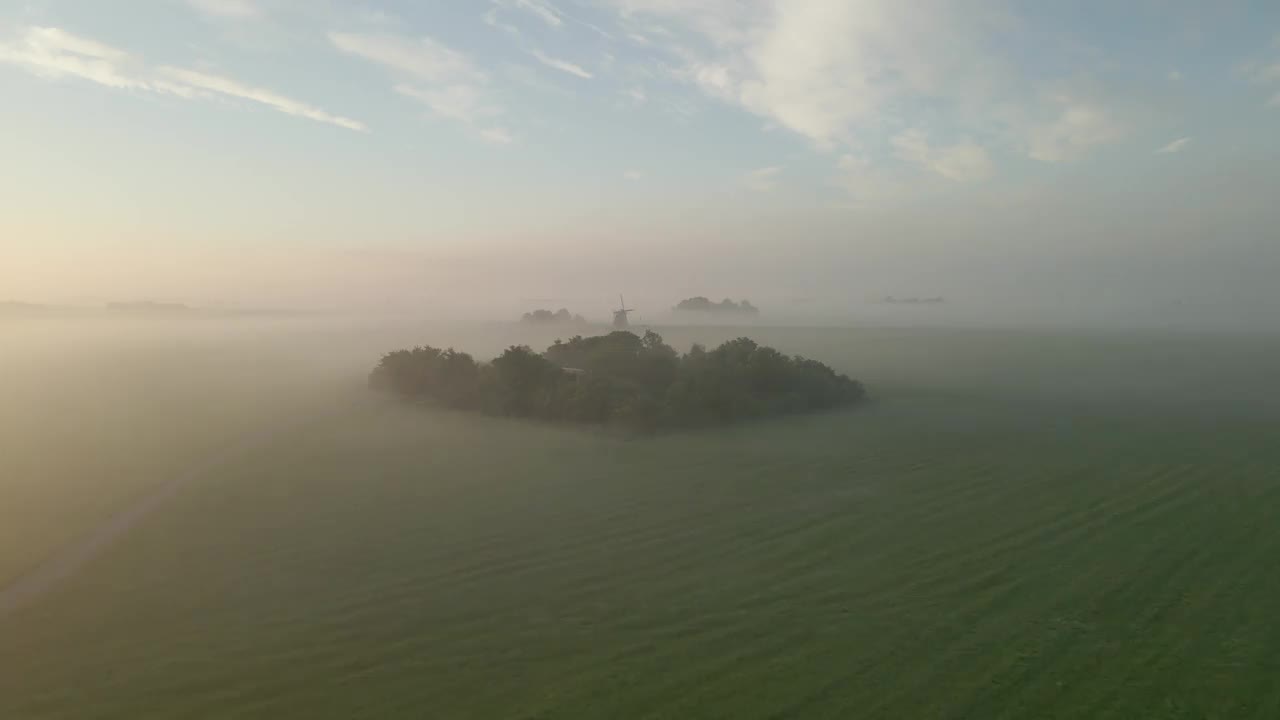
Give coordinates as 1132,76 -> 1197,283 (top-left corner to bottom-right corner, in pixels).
1,0 -> 1279,326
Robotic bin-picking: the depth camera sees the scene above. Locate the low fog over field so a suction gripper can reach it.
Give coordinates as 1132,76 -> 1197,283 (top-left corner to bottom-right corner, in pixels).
4,313 -> 1278,591
5,1 -> 1280,716
4,314 -> 1280,717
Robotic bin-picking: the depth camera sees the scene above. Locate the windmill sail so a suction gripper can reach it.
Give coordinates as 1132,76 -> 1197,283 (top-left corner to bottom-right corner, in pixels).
613,295 -> 634,329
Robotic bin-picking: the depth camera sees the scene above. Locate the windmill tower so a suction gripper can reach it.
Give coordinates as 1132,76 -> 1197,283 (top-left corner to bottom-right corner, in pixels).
613,295 -> 635,329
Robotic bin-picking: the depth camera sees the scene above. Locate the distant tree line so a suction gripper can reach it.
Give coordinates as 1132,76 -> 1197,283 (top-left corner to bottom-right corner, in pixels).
879,296 -> 945,305
369,330 -> 865,431
674,297 -> 760,315
106,301 -> 190,313
521,308 -> 588,325
0,301 -> 57,315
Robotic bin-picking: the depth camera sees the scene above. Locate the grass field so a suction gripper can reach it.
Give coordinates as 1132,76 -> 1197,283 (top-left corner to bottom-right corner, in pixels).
2,319 -> 1279,718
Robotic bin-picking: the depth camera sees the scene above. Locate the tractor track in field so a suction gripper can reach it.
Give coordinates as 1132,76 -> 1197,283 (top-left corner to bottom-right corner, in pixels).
0,431 -> 281,620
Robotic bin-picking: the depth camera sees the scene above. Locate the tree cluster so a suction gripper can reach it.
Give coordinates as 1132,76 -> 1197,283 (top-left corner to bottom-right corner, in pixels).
521,308 -> 588,325
370,330 -> 865,431
880,296 -> 945,305
674,297 -> 760,315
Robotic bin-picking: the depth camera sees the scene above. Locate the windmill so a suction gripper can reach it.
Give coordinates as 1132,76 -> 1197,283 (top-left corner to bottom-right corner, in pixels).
613,295 -> 635,329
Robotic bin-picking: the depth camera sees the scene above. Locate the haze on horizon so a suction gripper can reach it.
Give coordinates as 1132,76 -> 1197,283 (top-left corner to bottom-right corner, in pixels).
2,0 -> 1279,329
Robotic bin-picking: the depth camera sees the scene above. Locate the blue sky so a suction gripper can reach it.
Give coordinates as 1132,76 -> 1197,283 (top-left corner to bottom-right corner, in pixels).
2,0 -> 1279,323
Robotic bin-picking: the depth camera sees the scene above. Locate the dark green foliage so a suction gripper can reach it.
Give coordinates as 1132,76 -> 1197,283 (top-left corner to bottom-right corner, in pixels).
488,345 -> 564,417
521,308 -> 587,325
674,296 -> 760,315
368,346 -> 483,410
370,331 -> 864,430
544,330 -> 680,390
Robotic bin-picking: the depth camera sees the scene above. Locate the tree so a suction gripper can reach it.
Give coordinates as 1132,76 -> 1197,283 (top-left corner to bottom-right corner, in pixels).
371,331 -> 864,430
522,308 -> 588,325
436,349 -> 481,409
673,297 -> 761,315
490,345 -> 563,417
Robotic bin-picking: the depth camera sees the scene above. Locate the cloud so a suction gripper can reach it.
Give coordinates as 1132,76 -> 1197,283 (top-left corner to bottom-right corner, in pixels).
483,7 -> 522,37
0,25 -> 364,130
16,26 -> 130,63
835,152 -> 904,207
478,127 -> 516,144
1250,62 -> 1280,84
890,128 -> 932,166
513,0 -> 564,27
492,0 -> 618,40
394,83 -> 501,123
503,62 -> 572,95
609,0 -> 1010,148
187,0 -> 261,20
160,66 -> 366,130
891,128 -> 992,181
624,169 -> 643,180
531,50 -> 593,78
1248,60 -> 1280,107
743,166 -> 782,192
0,26 -> 147,89
1156,137 -> 1191,154
1167,70 -> 1182,82
332,31 -> 510,141
603,1 -> 1153,189
1026,98 -> 1124,163
330,32 -> 485,84
612,0 -> 752,47
1242,46 -> 1280,107
892,129 -> 992,181
931,142 -> 994,181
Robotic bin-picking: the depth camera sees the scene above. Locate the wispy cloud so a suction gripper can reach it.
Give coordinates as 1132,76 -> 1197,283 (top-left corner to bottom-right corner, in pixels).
0,25 -> 364,130
394,84 -> 500,123
608,0 -> 1008,147
160,66 -> 366,131
330,32 -> 485,84
602,0 -> 1137,190
624,169 -> 643,180
1241,44 -> 1280,108
331,32 -> 511,142
187,0 -> 261,20
598,0 -> 1024,200
1253,63 -> 1280,107
531,49 -> 592,79
930,142 -> 993,182
478,127 -> 515,145
513,0 -> 563,28
0,26 -> 144,90
743,166 -> 782,192
891,128 -> 992,181
1156,137 -> 1191,154
835,152 -> 904,208
483,7 -> 522,37
484,0 -> 568,42
1250,62 -> 1280,84
623,86 -> 647,104
504,0 -> 619,39
1026,98 -> 1125,163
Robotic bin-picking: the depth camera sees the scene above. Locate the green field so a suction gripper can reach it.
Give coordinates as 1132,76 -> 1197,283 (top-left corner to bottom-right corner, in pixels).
2,320 -> 1279,718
